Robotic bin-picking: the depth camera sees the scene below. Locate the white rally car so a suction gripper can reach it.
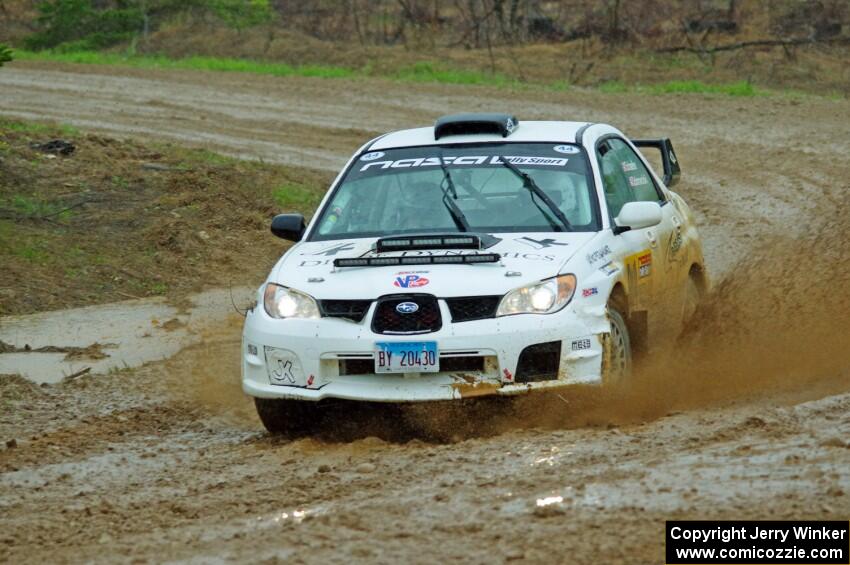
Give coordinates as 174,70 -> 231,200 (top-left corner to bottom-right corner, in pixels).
242,114 -> 706,433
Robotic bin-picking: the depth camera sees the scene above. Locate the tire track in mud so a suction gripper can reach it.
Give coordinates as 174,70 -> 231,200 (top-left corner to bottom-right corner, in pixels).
1,62 -> 849,563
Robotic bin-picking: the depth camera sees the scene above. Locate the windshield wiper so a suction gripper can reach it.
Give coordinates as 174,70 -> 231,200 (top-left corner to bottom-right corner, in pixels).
437,151 -> 471,232
499,158 -> 572,232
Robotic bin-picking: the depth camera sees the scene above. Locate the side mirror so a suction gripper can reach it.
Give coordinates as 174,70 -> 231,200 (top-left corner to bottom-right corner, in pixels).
631,138 -> 681,188
615,201 -> 663,233
270,214 -> 306,242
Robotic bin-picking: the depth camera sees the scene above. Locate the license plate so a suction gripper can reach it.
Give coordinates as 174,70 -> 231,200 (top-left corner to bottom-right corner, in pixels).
375,341 -> 439,373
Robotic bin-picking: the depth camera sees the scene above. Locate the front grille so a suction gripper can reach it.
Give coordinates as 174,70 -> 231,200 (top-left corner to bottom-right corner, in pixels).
319,299 -> 372,323
446,296 -> 501,322
515,341 -> 562,383
371,294 -> 441,334
441,356 -> 485,372
339,358 -> 373,375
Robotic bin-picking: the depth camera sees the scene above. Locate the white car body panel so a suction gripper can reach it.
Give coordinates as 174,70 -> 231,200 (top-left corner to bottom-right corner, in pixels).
242,119 -> 705,402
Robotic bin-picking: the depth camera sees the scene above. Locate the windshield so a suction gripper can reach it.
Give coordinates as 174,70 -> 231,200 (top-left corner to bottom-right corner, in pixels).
310,143 -> 599,241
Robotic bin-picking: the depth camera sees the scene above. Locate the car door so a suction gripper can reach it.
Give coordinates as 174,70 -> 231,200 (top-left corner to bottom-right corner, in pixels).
597,137 -> 680,347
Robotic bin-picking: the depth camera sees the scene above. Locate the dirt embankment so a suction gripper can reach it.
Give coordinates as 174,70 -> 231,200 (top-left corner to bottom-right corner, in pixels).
0,120 -> 331,315
0,65 -> 849,563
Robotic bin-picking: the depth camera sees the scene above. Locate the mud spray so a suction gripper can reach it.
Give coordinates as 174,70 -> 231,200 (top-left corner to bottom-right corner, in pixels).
175,193 -> 850,442
502,191 -> 850,434
407,191 -> 850,439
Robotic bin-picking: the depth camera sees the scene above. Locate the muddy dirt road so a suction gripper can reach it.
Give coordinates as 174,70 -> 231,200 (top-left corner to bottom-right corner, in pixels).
1,62 -> 849,563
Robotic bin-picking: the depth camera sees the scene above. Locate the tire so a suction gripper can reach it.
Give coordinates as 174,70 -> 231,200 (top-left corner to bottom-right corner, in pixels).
254,397 -> 318,435
602,307 -> 632,386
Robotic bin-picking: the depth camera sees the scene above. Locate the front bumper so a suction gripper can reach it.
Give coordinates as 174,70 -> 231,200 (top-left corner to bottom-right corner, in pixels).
241,299 -> 608,402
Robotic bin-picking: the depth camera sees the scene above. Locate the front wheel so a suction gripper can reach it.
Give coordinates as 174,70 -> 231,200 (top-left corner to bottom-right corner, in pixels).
254,397 -> 319,435
602,308 -> 632,386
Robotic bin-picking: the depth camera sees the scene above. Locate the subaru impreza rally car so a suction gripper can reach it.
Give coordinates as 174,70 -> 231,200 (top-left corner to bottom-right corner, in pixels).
243,113 -> 706,432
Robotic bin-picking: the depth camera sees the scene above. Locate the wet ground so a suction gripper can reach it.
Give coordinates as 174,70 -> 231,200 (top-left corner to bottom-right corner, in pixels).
1,62 -> 849,563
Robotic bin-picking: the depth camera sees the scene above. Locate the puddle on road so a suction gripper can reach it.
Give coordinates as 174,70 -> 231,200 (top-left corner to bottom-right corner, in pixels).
0,287 -> 254,384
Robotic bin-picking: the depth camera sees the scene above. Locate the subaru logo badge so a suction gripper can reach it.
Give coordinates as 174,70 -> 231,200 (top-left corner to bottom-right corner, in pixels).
396,302 -> 419,314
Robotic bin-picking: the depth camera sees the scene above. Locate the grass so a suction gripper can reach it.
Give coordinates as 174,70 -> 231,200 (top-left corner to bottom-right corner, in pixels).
8,194 -> 75,220
599,79 -> 761,97
0,221 -> 49,263
0,117 -> 79,136
15,49 -> 358,79
272,183 -> 322,209
393,61 -> 517,86
12,48 -> 771,96
6,48 -> 716,96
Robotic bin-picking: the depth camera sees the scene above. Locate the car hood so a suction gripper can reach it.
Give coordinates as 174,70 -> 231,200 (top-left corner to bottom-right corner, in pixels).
271,232 -> 601,299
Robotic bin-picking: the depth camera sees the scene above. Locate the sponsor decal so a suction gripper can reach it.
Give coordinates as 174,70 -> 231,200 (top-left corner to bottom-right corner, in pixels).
360,151 -> 385,161
586,245 -> 612,265
271,359 -> 296,384
599,261 -> 618,276
501,252 -> 556,262
638,251 -> 652,278
394,274 -> 429,288
553,144 -> 580,154
359,155 -> 568,172
503,368 -> 513,381
247,344 -> 258,356
628,175 -> 650,188
670,231 -> 683,254
668,150 -> 678,165
396,301 -> 420,314
621,161 -> 638,173
582,287 -> 598,298
307,374 -> 314,387
304,242 -> 357,256
571,338 -> 592,351
514,236 -> 568,250
505,117 -> 517,133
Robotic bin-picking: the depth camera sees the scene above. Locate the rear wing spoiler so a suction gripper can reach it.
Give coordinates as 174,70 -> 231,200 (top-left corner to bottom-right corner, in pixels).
631,138 -> 681,188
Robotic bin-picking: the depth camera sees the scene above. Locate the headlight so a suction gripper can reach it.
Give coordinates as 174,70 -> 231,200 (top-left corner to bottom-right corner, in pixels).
496,274 -> 577,316
263,283 -> 320,319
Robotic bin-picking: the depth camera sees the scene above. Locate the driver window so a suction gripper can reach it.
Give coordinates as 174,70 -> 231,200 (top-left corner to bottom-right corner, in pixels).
597,138 -> 662,218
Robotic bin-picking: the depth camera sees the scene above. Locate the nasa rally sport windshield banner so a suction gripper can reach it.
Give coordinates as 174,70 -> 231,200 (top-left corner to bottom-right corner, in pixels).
346,142 -> 587,181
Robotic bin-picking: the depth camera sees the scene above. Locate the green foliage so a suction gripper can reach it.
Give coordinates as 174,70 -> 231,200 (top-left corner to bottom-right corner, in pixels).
210,0 -> 272,30
25,0 -> 144,51
23,0 -> 273,50
0,44 -> 12,66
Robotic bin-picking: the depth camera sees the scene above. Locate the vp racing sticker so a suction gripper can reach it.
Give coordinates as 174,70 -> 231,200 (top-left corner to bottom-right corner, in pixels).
394,273 -> 429,288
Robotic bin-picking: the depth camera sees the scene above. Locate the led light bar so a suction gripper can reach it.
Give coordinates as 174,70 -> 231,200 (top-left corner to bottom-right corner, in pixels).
375,234 -> 481,253
334,253 -> 501,268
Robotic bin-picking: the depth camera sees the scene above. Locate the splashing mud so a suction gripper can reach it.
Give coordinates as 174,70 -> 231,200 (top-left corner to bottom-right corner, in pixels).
501,192 -> 850,433
174,195 -> 850,443
401,193 -> 850,439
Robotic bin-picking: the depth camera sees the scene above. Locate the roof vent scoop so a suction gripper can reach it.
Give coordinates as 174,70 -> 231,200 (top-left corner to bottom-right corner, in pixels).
434,113 -> 519,140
